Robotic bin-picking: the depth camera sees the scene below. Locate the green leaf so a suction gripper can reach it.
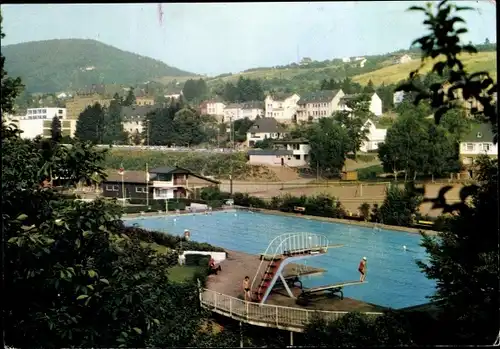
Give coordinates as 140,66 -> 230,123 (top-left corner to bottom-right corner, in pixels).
87,284 -> 94,291
133,327 -> 142,335
76,294 -> 89,300
16,213 -> 28,221
88,270 -> 97,278
7,237 -> 18,243
100,278 -> 110,285
153,318 -> 160,325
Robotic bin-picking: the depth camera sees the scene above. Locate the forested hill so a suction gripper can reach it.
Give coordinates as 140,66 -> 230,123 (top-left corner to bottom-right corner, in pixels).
1,39 -> 196,93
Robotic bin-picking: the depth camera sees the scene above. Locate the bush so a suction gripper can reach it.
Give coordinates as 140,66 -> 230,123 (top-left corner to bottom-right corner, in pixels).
233,192 -> 268,208
379,183 -> 422,226
359,202 -> 371,221
357,165 -> 384,180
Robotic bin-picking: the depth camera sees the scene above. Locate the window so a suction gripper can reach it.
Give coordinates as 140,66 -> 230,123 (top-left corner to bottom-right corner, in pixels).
466,143 -> 474,151
136,187 -> 147,193
43,109 -> 47,113
482,143 -> 491,151
28,110 -> 33,114
294,155 -> 300,160
58,109 -> 63,114
105,185 -> 119,191
476,132 -> 483,138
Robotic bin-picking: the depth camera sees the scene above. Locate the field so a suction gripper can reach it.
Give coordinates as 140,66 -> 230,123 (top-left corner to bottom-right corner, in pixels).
353,52 -> 497,86
154,75 -> 204,85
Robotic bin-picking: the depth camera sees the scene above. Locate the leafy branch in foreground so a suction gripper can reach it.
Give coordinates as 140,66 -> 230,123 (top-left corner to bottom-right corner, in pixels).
397,0 -> 497,141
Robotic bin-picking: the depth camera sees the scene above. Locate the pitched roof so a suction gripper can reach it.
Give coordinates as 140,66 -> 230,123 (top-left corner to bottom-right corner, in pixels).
104,170 -> 148,184
247,118 -> 286,133
241,101 -> 264,110
268,92 -> 296,101
149,166 -> 220,184
462,123 -> 495,142
297,90 -> 339,105
121,105 -> 158,119
248,149 -> 293,156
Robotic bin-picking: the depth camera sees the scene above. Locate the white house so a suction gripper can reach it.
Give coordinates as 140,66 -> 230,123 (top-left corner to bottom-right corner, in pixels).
459,124 -> 497,167
393,54 -> 412,64
121,105 -> 158,141
342,57 -> 351,63
339,92 -> 383,117
246,117 -> 287,147
393,91 -> 406,105
223,101 -> 263,122
165,93 -> 182,100
296,89 -> 345,122
16,107 -> 76,139
354,57 -> 365,61
264,93 -> 300,124
248,138 -> 310,167
359,119 -> 387,152
359,58 -> 367,68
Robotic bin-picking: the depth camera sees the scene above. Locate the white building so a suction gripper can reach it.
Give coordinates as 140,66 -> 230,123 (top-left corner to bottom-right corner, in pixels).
393,54 -> 412,64
223,101 -> 263,122
16,107 -> 75,139
264,93 -> 300,124
165,93 -> 182,100
121,105 -> 157,142
296,89 -> 345,122
339,92 -> 383,117
246,117 -> 287,147
459,124 -> 497,167
248,138 -> 310,167
359,58 -> 367,68
342,57 -> 351,63
393,91 -> 406,105
359,119 -> 387,152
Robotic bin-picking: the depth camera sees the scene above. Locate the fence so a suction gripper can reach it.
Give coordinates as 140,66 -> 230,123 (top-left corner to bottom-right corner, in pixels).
199,287 -> 383,332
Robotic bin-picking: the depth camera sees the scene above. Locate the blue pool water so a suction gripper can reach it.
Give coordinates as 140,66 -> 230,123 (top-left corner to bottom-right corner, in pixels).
125,211 -> 435,309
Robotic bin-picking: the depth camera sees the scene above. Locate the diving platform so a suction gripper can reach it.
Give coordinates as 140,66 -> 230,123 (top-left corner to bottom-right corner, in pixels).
251,232 -> 331,304
297,281 -> 368,305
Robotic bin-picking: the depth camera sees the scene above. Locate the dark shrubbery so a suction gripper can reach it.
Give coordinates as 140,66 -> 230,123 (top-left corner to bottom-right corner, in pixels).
119,224 -> 225,253
185,254 -> 211,266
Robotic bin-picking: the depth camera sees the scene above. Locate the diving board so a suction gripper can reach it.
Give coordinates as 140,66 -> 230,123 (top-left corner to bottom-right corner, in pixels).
251,232 -> 331,304
296,281 -> 368,305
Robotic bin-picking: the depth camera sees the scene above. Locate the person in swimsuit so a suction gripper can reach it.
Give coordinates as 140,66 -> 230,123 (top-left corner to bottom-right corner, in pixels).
358,257 -> 367,282
243,276 -> 252,301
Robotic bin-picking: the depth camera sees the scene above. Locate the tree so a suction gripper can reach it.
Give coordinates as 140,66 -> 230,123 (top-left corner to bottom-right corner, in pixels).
75,103 -> 106,143
143,103 -> 181,146
379,183 -> 422,226
122,88 -> 135,106
102,93 -> 127,144
182,79 -> 208,102
0,11 -> 23,115
172,108 -> 206,146
363,79 -> 375,93
51,114 -> 62,142
254,138 -> 274,149
398,0 -> 498,344
131,129 -> 142,145
308,117 -> 349,177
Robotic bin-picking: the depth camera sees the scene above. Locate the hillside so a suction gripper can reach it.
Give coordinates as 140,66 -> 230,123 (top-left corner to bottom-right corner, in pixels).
353,51 -> 497,86
1,39 -> 196,93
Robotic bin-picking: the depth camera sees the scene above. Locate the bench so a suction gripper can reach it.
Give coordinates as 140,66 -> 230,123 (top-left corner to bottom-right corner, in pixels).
296,281 -> 367,306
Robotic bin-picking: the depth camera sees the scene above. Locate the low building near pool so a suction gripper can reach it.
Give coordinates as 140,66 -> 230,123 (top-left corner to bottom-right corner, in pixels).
100,166 -> 220,202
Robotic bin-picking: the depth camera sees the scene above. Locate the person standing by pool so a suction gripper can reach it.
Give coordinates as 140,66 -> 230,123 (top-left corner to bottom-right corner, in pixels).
358,257 -> 367,282
243,276 -> 252,301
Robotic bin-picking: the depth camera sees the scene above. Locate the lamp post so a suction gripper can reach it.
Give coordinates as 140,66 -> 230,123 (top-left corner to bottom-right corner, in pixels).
229,113 -> 235,196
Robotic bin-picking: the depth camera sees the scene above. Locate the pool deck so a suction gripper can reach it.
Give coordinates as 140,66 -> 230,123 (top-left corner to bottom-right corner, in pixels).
207,249 -> 386,313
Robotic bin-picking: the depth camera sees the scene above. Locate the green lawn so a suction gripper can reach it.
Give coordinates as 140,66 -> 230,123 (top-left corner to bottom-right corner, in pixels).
168,265 -> 201,283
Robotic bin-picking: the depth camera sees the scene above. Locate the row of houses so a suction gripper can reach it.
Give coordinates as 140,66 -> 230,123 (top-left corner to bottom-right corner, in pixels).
200,90 -> 384,124
246,118 -> 497,171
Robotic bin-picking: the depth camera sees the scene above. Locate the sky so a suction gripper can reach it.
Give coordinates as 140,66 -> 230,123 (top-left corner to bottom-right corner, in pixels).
1,1 -> 497,76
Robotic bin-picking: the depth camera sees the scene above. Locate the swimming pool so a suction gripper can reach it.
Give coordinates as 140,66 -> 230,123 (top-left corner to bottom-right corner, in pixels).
125,210 -> 435,309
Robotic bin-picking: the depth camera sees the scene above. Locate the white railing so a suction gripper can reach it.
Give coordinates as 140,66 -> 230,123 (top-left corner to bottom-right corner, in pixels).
250,232 -> 329,293
200,288 -> 383,331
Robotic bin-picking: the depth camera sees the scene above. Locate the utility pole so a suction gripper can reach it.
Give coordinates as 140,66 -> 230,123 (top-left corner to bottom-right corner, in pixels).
230,114 -> 234,196
146,162 -> 149,208
147,119 -> 150,146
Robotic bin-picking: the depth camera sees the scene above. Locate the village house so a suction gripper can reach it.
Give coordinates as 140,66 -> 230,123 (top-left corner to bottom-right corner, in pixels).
100,166 -> 220,202
223,101 -> 264,122
121,105 -> 158,142
359,119 -> 387,152
264,93 -> 300,124
200,98 -> 226,122
339,92 -> 383,117
65,93 -> 112,120
135,96 -> 155,106
393,54 -> 413,64
296,89 -> 345,122
247,138 -> 310,167
246,117 -> 287,147
459,123 -> 497,170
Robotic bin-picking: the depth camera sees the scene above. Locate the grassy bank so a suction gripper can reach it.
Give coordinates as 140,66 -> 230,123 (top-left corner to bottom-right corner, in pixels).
103,149 -> 279,181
